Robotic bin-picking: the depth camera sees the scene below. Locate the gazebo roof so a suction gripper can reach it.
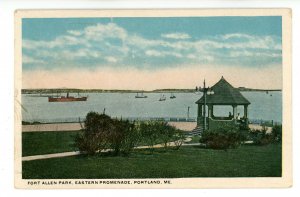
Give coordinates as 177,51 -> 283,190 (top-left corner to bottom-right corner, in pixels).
196,76 -> 250,105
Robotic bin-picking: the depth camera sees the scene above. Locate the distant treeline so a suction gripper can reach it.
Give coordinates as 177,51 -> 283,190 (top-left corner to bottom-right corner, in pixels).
237,87 -> 282,92
21,88 -> 196,94
21,87 -> 281,94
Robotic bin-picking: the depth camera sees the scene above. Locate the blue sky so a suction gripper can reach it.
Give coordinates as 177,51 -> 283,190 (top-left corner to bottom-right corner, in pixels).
22,16 -> 283,89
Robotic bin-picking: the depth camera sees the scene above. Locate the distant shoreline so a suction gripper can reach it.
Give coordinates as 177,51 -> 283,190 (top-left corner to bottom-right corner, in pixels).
21,88 -> 282,94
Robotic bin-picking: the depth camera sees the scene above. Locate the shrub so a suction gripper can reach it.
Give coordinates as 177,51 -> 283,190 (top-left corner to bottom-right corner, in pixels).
139,121 -> 161,152
109,119 -> 138,155
75,113 -> 187,155
199,126 -> 244,150
249,125 -> 282,145
138,121 -> 180,152
272,125 -> 282,143
249,127 -> 273,145
158,122 -> 176,150
75,112 -> 139,155
75,112 -> 112,155
172,130 -> 186,150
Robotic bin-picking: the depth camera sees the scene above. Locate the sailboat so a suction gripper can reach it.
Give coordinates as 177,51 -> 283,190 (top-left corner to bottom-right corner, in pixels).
170,93 -> 176,99
159,94 -> 166,101
135,92 -> 147,98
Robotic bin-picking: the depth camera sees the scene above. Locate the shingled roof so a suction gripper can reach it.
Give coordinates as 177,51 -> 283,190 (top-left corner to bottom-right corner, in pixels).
196,77 -> 250,105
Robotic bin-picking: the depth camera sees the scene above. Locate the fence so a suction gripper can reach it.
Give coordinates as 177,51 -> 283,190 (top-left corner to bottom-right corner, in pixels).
22,116 -> 281,126
22,116 -> 197,124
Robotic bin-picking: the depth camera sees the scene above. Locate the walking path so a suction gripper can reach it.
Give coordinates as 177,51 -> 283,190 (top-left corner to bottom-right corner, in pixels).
22,122 -> 196,132
22,122 -> 271,133
22,123 -> 82,132
22,151 -> 82,161
22,137 -> 192,162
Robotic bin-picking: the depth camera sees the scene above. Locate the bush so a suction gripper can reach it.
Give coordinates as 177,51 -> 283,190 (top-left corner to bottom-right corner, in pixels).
75,112 -> 111,155
172,130 -> 186,150
138,121 -> 182,152
199,126 -> 244,150
75,112 -> 187,155
249,128 -> 273,145
158,122 -> 177,150
139,121 -> 161,152
109,119 -> 138,155
75,112 -> 139,155
249,125 -> 282,145
272,125 -> 282,143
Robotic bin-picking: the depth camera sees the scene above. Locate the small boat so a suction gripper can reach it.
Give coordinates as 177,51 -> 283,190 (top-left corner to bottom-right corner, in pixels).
135,92 -> 147,98
159,94 -> 166,101
170,93 -> 176,99
48,92 -> 87,102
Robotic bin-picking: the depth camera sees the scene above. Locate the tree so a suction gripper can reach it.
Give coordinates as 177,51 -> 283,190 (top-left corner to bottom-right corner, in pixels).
158,122 -> 176,150
172,130 -> 186,150
75,112 -> 112,155
75,112 -> 139,155
139,121 -> 160,153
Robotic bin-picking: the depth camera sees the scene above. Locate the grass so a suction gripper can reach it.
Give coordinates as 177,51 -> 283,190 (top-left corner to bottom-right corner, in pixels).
22,131 -> 80,156
22,130 -> 171,156
22,144 -> 281,179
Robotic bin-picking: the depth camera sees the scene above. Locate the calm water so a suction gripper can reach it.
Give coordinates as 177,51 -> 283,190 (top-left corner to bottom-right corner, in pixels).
21,92 -> 282,123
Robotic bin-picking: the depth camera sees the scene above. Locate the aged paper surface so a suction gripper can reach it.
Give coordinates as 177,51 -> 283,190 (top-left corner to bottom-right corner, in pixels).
15,9 -> 292,188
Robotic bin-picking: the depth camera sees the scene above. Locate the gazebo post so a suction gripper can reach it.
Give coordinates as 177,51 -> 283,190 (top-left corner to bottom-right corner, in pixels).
233,105 -> 237,120
208,105 -> 213,118
198,104 -> 202,117
244,105 -> 248,119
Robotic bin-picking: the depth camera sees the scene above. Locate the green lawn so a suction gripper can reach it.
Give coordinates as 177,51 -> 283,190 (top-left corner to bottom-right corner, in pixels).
22,130 -> 170,156
22,131 -> 80,156
22,144 -> 281,179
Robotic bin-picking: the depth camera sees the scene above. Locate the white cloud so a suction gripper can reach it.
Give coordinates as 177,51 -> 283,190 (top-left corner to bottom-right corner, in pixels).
221,33 -> 253,40
105,56 -> 118,63
68,30 -> 82,36
161,33 -> 191,40
84,23 -> 127,41
23,23 -> 282,68
145,50 -> 162,57
145,50 -> 182,58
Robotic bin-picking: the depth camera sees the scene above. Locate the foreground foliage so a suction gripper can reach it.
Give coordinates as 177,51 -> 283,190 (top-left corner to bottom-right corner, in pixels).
199,124 -> 282,149
75,112 -> 138,155
199,125 -> 246,150
22,144 -> 282,179
249,124 -> 282,145
75,112 -> 185,155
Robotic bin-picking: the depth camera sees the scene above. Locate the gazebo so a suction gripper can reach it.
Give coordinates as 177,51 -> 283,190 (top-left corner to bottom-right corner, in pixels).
195,76 -> 251,131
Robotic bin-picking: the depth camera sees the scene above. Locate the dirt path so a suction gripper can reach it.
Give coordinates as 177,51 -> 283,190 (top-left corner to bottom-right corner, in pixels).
22,122 -> 197,132
22,123 -> 82,132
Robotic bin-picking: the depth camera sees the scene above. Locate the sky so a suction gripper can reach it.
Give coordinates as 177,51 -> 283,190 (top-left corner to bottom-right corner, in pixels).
22,16 -> 282,90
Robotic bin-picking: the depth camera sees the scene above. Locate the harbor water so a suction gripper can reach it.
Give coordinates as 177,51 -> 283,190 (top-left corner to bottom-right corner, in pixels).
21,92 -> 282,124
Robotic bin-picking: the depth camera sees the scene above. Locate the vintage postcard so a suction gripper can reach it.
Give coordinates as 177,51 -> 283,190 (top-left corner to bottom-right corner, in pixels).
15,9 -> 292,188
